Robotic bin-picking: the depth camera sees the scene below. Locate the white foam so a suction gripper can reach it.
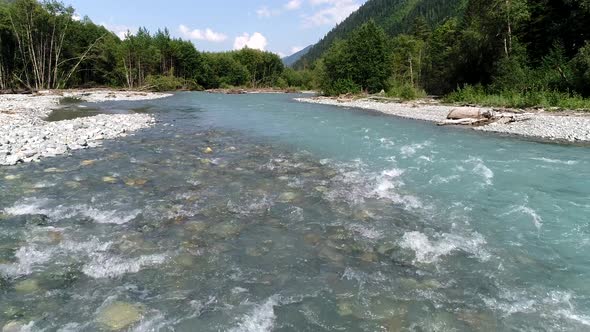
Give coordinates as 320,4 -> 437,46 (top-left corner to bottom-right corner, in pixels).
531,157 -> 579,165
4,198 -> 140,225
467,157 -> 494,185
349,224 -> 382,240
558,310 -> 590,326
0,244 -> 55,277
400,141 -> 430,158
229,296 -> 279,332
505,205 -> 543,231
400,231 -> 489,264
82,253 -> 168,279
82,208 -> 141,225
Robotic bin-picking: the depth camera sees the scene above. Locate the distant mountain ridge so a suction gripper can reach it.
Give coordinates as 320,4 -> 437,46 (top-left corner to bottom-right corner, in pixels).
294,0 -> 467,68
282,45 -> 312,67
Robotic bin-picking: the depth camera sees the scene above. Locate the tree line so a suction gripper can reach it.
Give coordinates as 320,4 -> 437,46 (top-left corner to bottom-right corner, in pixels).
310,0 -> 590,108
0,0 -> 287,92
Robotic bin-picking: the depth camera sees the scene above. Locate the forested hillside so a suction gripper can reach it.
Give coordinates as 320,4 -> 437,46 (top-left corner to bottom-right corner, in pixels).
294,0 -> 468,69
308,0 -> 590,109
0,0 -> 285,91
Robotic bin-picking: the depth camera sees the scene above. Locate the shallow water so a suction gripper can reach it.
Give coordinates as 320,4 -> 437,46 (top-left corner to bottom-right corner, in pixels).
1,92 -> 589,331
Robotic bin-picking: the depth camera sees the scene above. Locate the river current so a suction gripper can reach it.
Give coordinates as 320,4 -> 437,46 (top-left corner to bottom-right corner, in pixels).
1,92 -> 589,331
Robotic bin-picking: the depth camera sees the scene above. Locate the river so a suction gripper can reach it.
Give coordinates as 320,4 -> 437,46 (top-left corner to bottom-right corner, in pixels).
1,92 -> 589,331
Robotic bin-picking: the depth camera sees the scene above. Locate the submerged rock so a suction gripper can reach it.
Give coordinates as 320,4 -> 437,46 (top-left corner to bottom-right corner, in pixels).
14,279 -> 40,293
97,301 -> 144,331
303,233 -> 322,246
207,221 -> 241,239
337,300 -> 354,317
80,159 -> 96,166
2,321 -> 26,332
102,176 -> 118,184
278,192 -> 299,203
124,178 -> 148,187
203,147 -> 213,154
3,174 -> 20,181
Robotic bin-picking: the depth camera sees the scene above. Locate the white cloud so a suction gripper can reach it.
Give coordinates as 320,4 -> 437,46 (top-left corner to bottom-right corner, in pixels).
285,0 -> 303,10
257,6 -> 272,18
303,0 -> 360,27
290,46 -> 304,54
72,13 -> 82,21
234,32 -> 268,51
178,25 -> 227,42
101,23 -> 137,40
257,6 -> 282,18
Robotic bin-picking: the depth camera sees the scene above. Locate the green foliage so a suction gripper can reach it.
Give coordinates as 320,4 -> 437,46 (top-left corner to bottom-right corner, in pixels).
0,0 -> 286,91
145,75 -> 184,92
294,0 -> 468,69
387,82 -> 427,100
320,21 -> 390,95
445,85 -> 590,110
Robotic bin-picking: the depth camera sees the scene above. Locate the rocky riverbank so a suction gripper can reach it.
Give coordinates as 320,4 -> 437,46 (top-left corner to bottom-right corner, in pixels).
296,97 -> 590,143
0,90 -> 172,166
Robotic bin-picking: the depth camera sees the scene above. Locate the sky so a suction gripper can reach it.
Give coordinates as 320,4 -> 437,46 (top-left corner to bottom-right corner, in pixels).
66,0 -> 367,57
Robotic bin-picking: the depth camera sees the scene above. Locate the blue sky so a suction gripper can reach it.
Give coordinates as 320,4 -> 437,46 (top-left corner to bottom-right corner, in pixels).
66,0 -> 367,57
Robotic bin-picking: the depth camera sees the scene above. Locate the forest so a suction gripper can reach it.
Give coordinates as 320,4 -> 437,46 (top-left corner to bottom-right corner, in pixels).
0,0 -> 286,92
306,0 -> 590,108
3,0 -> 590,109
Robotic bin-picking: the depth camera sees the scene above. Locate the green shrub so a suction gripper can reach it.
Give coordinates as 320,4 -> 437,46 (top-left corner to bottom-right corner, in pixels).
145,75 -> 184,92
387,83 -> 427,100
444,84 -> 590,110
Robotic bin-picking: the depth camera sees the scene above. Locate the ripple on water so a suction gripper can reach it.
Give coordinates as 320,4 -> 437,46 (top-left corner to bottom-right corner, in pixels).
3,198 -> 141,225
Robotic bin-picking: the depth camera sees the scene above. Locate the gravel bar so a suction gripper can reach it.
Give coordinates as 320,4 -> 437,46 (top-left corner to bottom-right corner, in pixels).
296,97 -> 590,143
0,90 -> 172,166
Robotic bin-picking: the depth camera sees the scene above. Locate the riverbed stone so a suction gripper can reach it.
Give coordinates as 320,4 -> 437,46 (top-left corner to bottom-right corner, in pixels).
278,192 -> 299,203
14,279 -> 40,293
97,301 -> 144,331
2,321 -> 26,332
102,176 -> 118,184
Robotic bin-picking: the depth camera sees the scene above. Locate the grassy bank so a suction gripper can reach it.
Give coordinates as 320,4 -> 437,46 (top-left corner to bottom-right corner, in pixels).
443,85 -> 590,111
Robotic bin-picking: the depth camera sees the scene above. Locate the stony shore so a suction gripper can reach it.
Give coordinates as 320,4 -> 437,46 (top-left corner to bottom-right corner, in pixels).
296,97 -> 590,143
0,90 -> 172,166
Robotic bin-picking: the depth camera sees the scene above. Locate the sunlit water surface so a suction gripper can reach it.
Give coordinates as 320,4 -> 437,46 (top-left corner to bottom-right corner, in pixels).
1,92 -> 589,331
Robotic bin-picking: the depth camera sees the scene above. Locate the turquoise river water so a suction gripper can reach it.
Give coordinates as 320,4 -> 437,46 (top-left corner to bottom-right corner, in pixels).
0,92 -> 589,331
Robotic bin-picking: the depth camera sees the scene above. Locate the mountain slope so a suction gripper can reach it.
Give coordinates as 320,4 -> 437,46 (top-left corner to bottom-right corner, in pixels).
282,45 -> 312,67
294,0 -> 467,69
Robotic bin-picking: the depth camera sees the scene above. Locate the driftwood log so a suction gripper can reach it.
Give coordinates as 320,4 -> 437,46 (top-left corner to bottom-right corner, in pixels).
439,108 -> 534,126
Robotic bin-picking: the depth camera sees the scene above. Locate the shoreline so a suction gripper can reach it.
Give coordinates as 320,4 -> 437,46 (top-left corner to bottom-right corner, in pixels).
0,90 -> 172,166
295,96 -> 590,144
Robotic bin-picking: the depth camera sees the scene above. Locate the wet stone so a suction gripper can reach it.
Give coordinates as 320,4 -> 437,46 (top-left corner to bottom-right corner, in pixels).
97,301 -> 144,331
303,233 -> 322,246
2,321 -> 26,332
278,192 -> 299,203
14,279 -> 40,293
102,176 -> 118,184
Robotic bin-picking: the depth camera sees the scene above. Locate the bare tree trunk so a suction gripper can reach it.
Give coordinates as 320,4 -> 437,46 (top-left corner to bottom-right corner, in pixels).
505,0 -> 512,57
408,55 -> 414,87
53,20 -> 69,89
62,34 -> 106,88
8,13 -> 31,89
